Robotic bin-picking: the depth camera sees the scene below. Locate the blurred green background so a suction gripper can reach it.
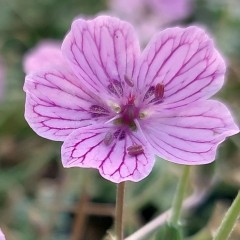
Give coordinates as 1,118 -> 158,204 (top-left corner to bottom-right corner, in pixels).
0,0 -> 240,239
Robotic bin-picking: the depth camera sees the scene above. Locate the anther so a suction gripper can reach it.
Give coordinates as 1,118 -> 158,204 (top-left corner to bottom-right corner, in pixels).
103,132 -> 114,146
127,144 -> 144,156
139,112 -> 147,119
155,83 -> 164,99
124,75 -> 134,87
108,101 -> 121,113
112,103 -> 121,113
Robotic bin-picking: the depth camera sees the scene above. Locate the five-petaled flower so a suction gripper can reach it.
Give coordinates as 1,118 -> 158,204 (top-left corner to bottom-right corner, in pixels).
24,16 -> 239,183
23,40 -> 62,74
108,0 -> 193,44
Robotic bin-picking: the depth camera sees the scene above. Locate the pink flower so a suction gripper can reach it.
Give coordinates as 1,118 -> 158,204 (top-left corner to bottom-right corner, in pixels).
150,0 -> 192,22
24,16 -> 239,183
0,229 -> 5,240
108,0 -> 193,44
23,40 -> 62,74
109,0 -> 191,22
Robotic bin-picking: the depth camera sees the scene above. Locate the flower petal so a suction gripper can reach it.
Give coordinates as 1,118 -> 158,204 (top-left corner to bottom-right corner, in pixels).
141,100 -> 239,165
62,16 -> 140,96
24,67 -> 111,141
135,26 -> 225,109
152,0 -> 192,23
23,40 -> 63,74
61,124 -> 155,183
0,229 -> 5,240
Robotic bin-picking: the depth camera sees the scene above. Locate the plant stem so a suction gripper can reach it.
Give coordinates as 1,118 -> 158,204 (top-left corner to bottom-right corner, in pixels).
213,190 -> 240,240
115,182 -> 126,240
170,165 -> 191,226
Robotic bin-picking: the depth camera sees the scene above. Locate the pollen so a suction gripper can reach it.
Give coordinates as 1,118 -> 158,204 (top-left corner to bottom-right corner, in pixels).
139,111 -> 148,119
109,102 -> 121,113
155,83 -> 164,99
113,104 -> 121,113
127,144 -> 144,156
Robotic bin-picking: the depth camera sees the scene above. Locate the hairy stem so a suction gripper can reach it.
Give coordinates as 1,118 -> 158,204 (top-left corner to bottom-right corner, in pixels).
170,165 -> 191,226
213,190 -> 240,240
115,182 -> 126,240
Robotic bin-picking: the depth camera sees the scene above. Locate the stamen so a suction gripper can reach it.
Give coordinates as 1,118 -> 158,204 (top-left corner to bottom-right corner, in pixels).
124,75 -> 134,87
127,144 -> 144,156
155,83 -> 164,99
139,111 -> 147,119
111,103 -> 121,113
104,132 -> 113,146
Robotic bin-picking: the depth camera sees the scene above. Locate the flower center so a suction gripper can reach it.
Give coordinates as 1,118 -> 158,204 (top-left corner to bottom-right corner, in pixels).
122,103 -> 139,125
112,94 -> 139,130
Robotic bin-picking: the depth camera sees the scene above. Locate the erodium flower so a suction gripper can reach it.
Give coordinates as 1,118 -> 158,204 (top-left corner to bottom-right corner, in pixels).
23,40 -> 62,74
108,0 -> 193,44
24,16 -> 239,183
109,0 -> 192,23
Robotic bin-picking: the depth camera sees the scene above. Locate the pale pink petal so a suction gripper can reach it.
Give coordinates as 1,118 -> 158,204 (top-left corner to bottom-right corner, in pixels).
108,0 -> 143,20
61,124 -> 155,183
135,26 -> 226,109
24,67 -> 112,141
62,16 -> 140,96
23,40 -> 63,74
151,0 -> 192,23
141,100 -> 239,165
0,229 -> 5,240
108,0 -> 192,24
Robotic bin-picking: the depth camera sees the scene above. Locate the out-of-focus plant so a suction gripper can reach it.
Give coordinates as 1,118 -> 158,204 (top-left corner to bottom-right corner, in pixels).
107,0 -> 193,45
22,13 -> 239,240
0,0 -> 240,240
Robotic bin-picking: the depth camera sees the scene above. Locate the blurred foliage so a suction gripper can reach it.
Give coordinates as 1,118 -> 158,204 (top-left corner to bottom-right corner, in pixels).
0,0 -> 240,239
155,224 -> 183,240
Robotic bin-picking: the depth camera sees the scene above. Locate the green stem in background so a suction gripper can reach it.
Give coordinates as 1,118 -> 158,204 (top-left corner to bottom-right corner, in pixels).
170,165 -> 191,226
213,190 -> 240,240
115,182 -> 126,240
